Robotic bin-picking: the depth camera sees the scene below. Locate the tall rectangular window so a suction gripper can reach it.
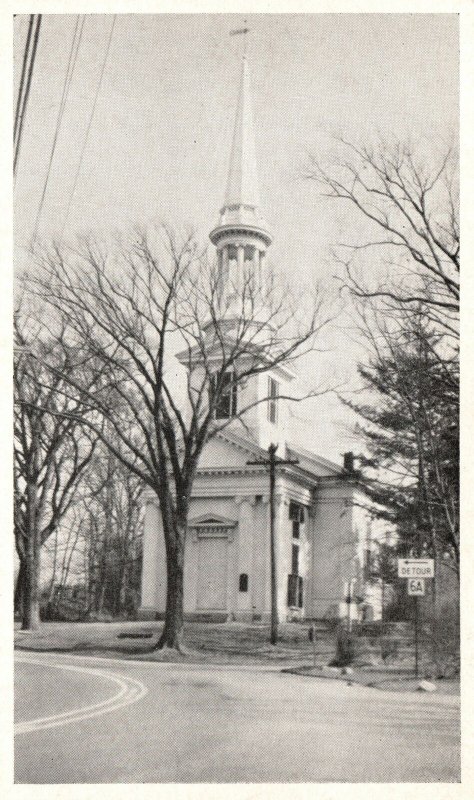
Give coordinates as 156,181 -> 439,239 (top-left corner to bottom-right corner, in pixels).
210,371 -> 237,419
267,376 -> 279,424
291,543 -> 299,576
289,501 -> 304,538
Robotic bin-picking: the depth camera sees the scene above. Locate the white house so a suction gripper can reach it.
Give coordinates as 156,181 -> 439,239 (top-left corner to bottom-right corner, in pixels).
139,56 -> 390,624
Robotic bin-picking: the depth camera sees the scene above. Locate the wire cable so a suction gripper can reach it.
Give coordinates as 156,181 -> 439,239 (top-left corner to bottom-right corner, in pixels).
31,15 -> 85,243
14,15 -> 34,146
59,15 -> 117,243
13,14 -> 42,179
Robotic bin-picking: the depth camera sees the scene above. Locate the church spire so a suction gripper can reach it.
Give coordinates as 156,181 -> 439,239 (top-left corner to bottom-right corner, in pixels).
224,56 -> 260,214
210,56 -> 271,248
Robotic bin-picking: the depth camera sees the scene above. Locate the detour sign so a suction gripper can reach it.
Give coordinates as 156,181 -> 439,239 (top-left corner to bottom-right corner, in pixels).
397,558 -> 434,579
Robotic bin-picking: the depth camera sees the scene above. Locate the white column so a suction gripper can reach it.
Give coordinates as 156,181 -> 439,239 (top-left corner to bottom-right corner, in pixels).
139,495 -> 164,618
237,245 -> 244,295
275,494 -> 290,621
261,492 -> 288,620
252,497 -> 268,615
236,496 -> 255,618
260,250 -> 266,296
222,246 -> 229,298
252,247 -> 260,293
306,502 -> 317,617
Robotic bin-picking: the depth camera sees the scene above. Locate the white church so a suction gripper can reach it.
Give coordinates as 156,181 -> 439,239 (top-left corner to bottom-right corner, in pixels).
139,56 -> 388,624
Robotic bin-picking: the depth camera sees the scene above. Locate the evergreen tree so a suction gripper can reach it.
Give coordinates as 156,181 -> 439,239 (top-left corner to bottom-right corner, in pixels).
345,310 -> 459,575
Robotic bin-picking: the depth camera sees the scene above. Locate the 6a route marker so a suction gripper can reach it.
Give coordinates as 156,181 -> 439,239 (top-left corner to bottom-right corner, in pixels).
407,578 -> 425,596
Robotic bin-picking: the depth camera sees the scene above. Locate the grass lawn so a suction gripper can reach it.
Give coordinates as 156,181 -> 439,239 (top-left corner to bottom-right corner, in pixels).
14,618 -> 460,695
15,619 -> 335,666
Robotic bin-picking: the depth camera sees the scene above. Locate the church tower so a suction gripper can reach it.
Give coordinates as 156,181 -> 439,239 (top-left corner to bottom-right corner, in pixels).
209,56 -> 272,305
208,55 -> 294,452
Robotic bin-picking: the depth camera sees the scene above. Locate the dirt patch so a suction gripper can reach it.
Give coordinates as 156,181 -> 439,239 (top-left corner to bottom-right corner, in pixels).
284,665 -> 460,695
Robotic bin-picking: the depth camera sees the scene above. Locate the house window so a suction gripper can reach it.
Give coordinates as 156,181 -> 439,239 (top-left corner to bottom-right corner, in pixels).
289,501 -> 304,538
287,574 -> 303,609
210,371 -> 238,419
287,501 -> 304,608
291,543 -> 299,575
267,376 -> 279,424
364,548 -> 373,581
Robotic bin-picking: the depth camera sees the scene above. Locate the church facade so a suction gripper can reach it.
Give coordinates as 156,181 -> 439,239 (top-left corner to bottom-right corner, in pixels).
139,56 -> 389,624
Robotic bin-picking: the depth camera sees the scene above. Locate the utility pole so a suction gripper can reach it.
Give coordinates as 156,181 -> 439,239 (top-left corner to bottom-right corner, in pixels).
247,443 -> 299,645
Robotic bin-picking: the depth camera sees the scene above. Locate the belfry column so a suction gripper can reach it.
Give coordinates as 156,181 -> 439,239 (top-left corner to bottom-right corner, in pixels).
237,245 -> 244,294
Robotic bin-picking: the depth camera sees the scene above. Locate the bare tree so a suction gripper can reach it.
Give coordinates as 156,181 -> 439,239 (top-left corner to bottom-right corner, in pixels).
29,225 -> 332,650
81,444 -> 144,618
41,444 -> 144,620
306,135 -> 459,568
306,137 -> 459,339
14,304 -> 99,629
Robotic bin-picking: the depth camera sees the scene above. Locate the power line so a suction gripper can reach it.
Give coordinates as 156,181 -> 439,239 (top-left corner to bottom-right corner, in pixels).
13,14 -> 42,179
59,15 -> 117,243
32,15 -> 85,243
14,15 -> 34,145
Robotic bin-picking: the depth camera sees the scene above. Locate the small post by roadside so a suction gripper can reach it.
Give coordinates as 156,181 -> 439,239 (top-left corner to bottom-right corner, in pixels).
414,596 -> 419,678
346,578 -> 356,633
308,621 -> 317,668
398,557 -> 432,678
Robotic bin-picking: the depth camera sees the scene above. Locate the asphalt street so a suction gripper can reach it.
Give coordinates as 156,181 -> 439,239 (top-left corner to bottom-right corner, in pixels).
14,651 -> 460,783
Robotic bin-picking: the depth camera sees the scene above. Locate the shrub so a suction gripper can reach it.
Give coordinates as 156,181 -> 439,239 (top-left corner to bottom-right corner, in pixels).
329,626 -> 357,667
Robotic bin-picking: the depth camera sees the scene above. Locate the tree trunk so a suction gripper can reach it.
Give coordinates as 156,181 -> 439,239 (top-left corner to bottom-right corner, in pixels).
155,523 -> 185,651
22,440 -> 41,631
22,520 -> 41,630
14,557 -> 26,616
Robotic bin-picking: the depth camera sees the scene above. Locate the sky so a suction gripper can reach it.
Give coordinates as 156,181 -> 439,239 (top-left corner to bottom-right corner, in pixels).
13,13 -> 459,462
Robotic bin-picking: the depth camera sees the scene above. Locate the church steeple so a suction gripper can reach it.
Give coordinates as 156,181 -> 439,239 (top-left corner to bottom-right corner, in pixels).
223,56 -> 262,226
210,56 -> 272,299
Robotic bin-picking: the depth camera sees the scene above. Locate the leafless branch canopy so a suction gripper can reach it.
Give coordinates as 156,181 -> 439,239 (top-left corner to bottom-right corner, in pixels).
26,225 -> 332,530
305,137 -> 459,338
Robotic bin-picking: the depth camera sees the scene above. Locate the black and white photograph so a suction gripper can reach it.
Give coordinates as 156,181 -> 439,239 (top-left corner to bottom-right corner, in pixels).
9,4 -> 465,789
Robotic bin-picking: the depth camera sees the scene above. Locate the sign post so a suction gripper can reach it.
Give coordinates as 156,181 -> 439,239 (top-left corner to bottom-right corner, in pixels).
398,559 -> 434,678
414,596 -> 419,678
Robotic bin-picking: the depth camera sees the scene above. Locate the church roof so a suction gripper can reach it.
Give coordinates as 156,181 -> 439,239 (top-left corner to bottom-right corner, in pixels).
196,429 -> 345,484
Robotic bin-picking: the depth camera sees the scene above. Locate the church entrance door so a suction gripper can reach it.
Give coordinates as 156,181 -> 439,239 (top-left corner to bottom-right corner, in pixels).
197,535 -> 228,610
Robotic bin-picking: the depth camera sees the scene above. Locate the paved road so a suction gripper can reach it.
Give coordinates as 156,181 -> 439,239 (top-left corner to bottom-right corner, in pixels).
15,651 -> 460,783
